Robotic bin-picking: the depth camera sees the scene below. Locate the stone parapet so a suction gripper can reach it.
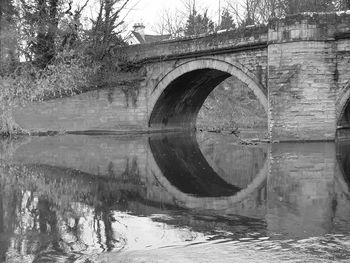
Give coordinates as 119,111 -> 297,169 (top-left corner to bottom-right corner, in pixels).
269,12 -> 350,43
116,25 -> 268,63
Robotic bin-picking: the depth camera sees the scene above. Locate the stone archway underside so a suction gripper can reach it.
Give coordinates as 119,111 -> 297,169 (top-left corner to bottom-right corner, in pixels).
148,59 -> 267,131
337,81 -> 350,127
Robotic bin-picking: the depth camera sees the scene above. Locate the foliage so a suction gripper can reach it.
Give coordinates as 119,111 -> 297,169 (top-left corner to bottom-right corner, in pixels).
218,9 -> 236,30
280,0 -> 336,14
12,0 -> 129,68
226,0 -> 347,26
197,76 -> 267,131
0,50 -> 100,135
0,0 -> 18,74
18,0 -> 64,68
184,9 -> 214,36
156,0 -> 350,37
0,0 -> 131,136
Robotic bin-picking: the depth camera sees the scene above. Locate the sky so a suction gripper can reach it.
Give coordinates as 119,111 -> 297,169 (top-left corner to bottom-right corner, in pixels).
82,0 -> 225,34
124,0 -> 223,34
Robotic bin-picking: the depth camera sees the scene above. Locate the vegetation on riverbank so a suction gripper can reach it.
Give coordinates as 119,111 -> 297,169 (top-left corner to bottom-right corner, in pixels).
0,0 -> 131,135
197,76 -> 267,132
0,50 -> 99,135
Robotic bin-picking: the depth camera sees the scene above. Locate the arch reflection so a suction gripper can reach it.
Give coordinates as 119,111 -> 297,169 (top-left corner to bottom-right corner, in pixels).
336,140 -> 350,190
1,135 -> 350,261
149,133 -> 256,197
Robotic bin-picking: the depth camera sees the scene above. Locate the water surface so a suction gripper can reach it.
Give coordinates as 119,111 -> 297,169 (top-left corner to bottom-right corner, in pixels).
0,132 -> 350,262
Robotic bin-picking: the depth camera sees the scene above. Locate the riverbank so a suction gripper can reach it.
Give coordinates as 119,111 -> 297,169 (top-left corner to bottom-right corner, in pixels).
197,76 -> 267,132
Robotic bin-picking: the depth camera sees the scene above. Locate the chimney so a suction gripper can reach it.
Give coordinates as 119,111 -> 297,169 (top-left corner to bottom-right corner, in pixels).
133,23 -> 145,40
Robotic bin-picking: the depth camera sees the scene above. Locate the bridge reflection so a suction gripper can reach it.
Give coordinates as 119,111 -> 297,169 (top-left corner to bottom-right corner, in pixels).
0,134 -> 350,261
149,133 -> 242,197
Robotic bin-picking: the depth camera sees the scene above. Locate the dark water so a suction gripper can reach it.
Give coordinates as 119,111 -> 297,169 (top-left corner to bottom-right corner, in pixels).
0,132 -> 350,262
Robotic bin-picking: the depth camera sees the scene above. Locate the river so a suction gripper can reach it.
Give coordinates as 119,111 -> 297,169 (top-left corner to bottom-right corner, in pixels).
0,132 -> 350,262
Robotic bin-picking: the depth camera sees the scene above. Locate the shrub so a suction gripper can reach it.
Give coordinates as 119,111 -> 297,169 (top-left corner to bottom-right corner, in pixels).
0,50 -> 100,136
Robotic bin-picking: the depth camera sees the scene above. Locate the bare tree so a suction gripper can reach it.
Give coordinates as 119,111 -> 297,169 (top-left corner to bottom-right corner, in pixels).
180,0 -> 196,18
226,0 -> 261,26
154,0 -> 214,38
61,0 -> 90,49
89,0 -> 130,60
279,0 -> 335,14
226,0 -> 337,26
152,8 -> 185,37
256,0 -> 281,23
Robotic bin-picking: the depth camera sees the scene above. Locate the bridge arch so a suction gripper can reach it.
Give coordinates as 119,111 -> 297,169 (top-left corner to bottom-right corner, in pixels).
148,58 -> 268,130
337,81 -> 350,127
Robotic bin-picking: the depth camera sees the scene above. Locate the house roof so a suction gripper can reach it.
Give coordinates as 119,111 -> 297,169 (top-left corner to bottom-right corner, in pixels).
144,34 -> 171,43
131,31 -> 171,44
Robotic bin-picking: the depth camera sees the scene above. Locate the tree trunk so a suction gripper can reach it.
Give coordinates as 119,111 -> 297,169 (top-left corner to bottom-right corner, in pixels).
35,0 -> 59,68
0,0 -> 17,74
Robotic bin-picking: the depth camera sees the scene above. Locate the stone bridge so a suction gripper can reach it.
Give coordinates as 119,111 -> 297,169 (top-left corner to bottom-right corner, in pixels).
13,12 -> 350,141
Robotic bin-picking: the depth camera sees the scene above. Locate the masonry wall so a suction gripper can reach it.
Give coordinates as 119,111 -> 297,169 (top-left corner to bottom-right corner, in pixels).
268,13 -> 350,141
13,85 -> 149,133
145,50 -> 268,95
268,41 -> 337,141
336,37 -> 350,126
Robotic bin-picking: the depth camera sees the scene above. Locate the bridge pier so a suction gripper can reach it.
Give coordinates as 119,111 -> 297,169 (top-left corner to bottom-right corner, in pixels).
268,13 -> 350,141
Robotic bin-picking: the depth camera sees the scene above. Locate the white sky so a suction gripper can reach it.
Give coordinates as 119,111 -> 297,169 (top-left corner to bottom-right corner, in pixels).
125,0 -> 223,34
82,0 -> 225,34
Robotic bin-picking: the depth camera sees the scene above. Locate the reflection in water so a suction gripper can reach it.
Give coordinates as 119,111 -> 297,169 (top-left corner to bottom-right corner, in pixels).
268,143 -> 337,238
149,133 -> 242,196
337,141 -> 350,190
0,134 -> 350,262
197,132 -> 267,188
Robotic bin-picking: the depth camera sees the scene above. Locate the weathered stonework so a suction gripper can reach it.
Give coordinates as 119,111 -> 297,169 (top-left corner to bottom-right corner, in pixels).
12,12 -> 350,141
268,12 -> 350,141
268,41 -> 337,141
13,86 -> 149,133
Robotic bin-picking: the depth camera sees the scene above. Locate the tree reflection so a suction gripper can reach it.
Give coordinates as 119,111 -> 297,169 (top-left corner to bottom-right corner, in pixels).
0,133 -> 269,261
0,135 -> 350,261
